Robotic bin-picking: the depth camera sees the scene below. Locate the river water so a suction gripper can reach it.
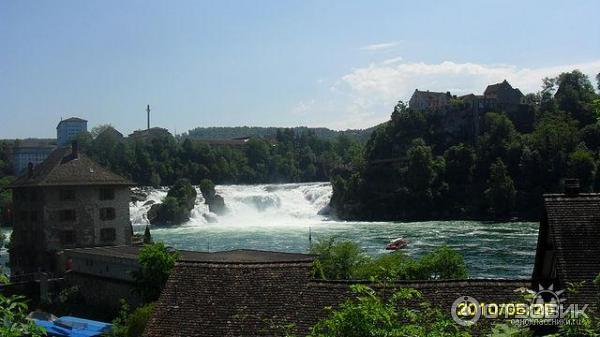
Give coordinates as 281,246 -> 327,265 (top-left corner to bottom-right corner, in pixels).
131,182 -> 539,279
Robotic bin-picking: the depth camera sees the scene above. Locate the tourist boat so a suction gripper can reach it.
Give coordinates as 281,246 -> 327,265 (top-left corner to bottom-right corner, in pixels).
386,238 -> 408,250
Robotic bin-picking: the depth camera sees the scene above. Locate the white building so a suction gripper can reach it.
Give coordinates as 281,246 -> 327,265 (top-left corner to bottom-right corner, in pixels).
57,117 -> 87,147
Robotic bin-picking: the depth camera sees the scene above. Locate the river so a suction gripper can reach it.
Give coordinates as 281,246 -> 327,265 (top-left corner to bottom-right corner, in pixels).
131,182 -> 539,279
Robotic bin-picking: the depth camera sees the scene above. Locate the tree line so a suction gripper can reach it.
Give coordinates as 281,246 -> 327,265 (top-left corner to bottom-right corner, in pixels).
331,70 -> 600,221
74,128 -> 363,187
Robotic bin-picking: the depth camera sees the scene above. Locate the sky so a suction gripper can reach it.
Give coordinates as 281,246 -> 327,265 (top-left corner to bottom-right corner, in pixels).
1,0 -> 599,138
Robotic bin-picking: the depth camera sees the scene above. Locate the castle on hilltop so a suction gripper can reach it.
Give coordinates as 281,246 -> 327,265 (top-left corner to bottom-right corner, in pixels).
408,80 -> 533,141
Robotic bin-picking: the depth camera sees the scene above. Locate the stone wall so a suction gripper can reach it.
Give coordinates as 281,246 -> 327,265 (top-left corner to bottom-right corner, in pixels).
65,271 -> 141,311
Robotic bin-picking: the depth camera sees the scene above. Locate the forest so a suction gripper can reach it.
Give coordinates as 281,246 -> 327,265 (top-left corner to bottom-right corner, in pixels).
330,70 -> 600,221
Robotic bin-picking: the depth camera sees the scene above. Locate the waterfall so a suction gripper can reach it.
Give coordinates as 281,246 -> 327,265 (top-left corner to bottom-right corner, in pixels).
130,182 -> 333,229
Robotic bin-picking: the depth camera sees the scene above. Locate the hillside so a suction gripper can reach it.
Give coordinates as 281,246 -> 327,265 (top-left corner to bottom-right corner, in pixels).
181,126 -> 375,143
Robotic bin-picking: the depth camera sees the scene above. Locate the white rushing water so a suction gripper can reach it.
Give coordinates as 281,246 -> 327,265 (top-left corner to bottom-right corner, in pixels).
130,182 -> 539,278
130,182 -> 333,230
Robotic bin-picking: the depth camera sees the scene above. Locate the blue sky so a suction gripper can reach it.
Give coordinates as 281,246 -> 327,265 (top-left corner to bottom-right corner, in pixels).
1,0 -> 599,138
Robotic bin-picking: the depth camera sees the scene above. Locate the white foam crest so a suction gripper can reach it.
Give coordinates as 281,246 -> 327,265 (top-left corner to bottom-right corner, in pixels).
130,182 -> 333,229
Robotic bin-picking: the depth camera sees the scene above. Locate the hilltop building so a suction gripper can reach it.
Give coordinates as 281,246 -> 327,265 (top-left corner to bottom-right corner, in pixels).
57,117 -> 87,147
483,79 -> 524,108
128,127 -> 172,142
408,90 -> 450,111
7,142 -> 134,275
10,138 -> 57,174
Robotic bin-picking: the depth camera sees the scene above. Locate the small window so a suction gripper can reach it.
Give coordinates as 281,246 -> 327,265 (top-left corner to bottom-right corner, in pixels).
100,228 -> 116,242
60,189 -> 76,201
99,188 -> 115,201
59,209 -> 76,222
19,211 -> 28,221
61,230 -> 75,245
99,208 -> 116,221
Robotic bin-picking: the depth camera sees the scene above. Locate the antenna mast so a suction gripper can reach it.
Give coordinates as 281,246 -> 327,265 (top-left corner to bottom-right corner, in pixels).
146,104 -> 151,129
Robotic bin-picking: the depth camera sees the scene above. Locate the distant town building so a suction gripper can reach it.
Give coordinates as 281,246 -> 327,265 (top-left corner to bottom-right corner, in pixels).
128,127 -> 172,142
57,117 -> 88,147
7,142 -> 134,275
11,138 -> 57,174
96,126 -> 124,140
408,90 -> 450,111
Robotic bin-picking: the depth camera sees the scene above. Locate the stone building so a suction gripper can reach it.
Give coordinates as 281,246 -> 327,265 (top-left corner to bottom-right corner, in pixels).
7,142 -> 134,275
533,179 -> 600,306
57,117 -> 88,147
408,89 -> 450,111
483,79 -> 524,110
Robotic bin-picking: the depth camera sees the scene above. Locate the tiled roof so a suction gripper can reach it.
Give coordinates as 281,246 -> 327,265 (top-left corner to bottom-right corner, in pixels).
535,193 -> 600,304
65,246 -> 315,264
143,251 -> 529,337
8,147 -> 134,187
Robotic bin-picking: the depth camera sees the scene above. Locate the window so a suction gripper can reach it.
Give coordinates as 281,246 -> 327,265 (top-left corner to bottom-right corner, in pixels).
30,211 -> 39,222
59,209 -> 76,222
60,189 -> 76,201
61,230 -> 75,245
19,211 -> 28,221
29,190 -> 38,202
100,228 -> 116,242
99,188 -> 115,201
99,207 -> 116,221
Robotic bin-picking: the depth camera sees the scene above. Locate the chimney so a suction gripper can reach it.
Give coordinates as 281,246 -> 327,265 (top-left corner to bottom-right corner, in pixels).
27,162 -> 34,179
564,178 -> 580,196
71,140 -> 79,159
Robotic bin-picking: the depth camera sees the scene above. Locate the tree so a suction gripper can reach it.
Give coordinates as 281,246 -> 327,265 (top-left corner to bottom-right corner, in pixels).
553,70 -> 597,125
132,243 -> 178,302
567,148 -> 596,191
90,124 -> 114,139
310,238 -> 368,280
485,159 -> 516,217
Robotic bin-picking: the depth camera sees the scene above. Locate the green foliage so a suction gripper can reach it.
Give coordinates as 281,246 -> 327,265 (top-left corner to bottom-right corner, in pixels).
132,243 -> 178,302
199,178 -> 216,201
65,128 -> 365,187
152,179 -> 197,224
0,294 -> 46,337
485,159 -> 516,216
312,238 -> 468,281
331,70 -> 600,221
108,301 -> 155,337
310,238 -> 368,280
486,323 -> 532,337
308,285 -> 471,337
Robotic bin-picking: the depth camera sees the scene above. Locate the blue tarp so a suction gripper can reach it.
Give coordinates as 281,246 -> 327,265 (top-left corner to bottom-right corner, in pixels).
35,316 -> 112,337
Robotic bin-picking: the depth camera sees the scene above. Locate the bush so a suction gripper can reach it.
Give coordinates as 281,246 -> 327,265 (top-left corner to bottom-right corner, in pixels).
109,301 -> 155,337
132,243 -> 178,302
308,285 -> 471,337
310,238 -> 368,280
312,238 -> 468,281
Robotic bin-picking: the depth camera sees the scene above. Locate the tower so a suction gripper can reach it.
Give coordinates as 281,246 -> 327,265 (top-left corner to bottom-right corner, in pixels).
146,104 -> 151,129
